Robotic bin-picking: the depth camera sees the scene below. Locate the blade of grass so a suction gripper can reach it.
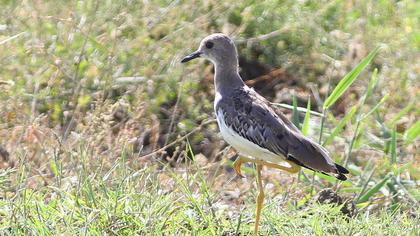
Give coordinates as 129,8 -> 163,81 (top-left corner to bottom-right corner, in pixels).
390,126 -> 397,163
355,167 -> 376,203
323,46 -> 380,110
185,140 -> 219,224
311,74 -> 332,194
357,174 -> 392,203
312,171 -> 340,183
292,95 -> 300,129
343,93 -> 387,167
299,170 -> 311,183
301,98 -> 311,136
323,105 -> 358,146
235,211 -> 243,235
404,120 -> 420,145
271,103 -> 324,117
358,94 -> 389,122
365,68 -> 379,100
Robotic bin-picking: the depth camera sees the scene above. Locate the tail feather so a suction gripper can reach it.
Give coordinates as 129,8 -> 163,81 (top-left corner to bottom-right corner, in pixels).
335,173 -> 347,181
288,154 -> 349,181
335,163 -> 349,174
334,163 -> 349,181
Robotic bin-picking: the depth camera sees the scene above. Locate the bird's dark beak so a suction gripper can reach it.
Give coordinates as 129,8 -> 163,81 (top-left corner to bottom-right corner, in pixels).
181,51 -> 201,63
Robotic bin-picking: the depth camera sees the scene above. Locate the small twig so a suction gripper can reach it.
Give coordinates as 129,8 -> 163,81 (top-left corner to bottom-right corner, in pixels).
139,119 -> 216,160
0,32 -> 25,45
235,27 -> 290,44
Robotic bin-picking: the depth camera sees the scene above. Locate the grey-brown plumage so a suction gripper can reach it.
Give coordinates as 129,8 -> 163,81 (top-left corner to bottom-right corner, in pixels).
216,85 -> 348,180
182,33 -> 348,180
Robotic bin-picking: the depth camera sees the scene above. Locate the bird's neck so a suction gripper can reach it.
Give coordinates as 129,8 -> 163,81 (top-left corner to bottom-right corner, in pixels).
214,63 -> 244,94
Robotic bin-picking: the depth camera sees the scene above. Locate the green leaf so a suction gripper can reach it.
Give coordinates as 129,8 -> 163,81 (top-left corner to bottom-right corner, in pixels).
359,94 -> 389,122
404,120 -> 420,145
323,46 -> 380,110
390,127 -> 397,163
301,98 -> 311,136
50,160 -> 59,177
324,105 -> 358,146
292,95 -> 300,129
271,103 -> 324,117
356,167 -> 376,203
365,68 -> 379,100
357,174 -> 392,203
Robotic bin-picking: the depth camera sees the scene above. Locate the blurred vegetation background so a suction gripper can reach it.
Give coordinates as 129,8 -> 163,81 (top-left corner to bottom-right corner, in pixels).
0,0 -> 418,234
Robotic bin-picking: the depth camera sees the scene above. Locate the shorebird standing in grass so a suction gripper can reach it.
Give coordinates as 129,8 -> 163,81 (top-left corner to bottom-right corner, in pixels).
181,33 -> 349,234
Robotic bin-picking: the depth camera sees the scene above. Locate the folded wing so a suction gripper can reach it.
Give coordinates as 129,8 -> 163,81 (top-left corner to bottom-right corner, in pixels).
217,87 -> 348,180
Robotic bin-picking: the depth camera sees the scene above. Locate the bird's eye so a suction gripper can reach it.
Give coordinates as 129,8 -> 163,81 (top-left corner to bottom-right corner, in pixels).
205,41 -> 214,49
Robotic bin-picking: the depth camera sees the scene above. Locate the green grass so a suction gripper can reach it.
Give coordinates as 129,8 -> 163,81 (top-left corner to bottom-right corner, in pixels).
1,151 -> 418,235
0,0 -> 419,235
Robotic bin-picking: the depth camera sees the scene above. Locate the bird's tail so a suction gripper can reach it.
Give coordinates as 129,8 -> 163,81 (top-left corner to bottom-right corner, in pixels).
334,163 -> 349,181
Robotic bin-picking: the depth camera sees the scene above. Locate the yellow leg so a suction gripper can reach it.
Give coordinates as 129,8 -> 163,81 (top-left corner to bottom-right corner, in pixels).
233,156 -> 246,177
254,164 -> 264,235
232,156 -> 301,234
233,156 -> 301,177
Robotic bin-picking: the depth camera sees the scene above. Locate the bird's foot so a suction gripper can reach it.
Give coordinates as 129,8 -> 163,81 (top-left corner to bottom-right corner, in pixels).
233,157 -> 245,178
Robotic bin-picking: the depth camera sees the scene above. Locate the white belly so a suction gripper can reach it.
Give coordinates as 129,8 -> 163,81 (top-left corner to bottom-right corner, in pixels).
216,109 -> 286,164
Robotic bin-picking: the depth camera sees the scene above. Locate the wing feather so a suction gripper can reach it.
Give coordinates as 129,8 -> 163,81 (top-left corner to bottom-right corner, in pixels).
216,86 -> 346,177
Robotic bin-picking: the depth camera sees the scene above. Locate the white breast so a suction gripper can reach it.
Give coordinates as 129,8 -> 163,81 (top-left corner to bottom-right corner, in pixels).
216,109 -> 286,164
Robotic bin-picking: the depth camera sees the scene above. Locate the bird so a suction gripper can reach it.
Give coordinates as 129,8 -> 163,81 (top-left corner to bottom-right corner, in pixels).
181,33 -> 349,234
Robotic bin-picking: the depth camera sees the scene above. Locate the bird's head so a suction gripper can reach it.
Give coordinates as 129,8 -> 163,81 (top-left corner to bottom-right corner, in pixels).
181,33 -> 238,68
